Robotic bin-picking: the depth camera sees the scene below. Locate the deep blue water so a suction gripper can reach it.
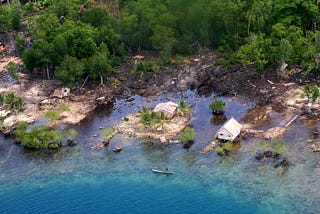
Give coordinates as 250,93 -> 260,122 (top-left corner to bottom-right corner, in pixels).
1,91 -> 320,214
0,173 -> 269,214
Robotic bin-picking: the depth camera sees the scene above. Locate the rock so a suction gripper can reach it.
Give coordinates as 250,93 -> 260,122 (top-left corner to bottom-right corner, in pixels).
263,127 -> 286,139
159,136 -> 167,144
102,140 -> 110,146
264,150 -> 273,158
255,152 -> 265,160
274,157 -> 289,168
67,139 -> 77,146
182,140 -> 193,148
202,142 -> 218,154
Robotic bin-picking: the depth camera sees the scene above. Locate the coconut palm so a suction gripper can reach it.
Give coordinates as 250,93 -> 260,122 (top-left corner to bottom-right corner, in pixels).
177,100 -> 190,117
138,106 -> 152,130
154,111 -> 170,131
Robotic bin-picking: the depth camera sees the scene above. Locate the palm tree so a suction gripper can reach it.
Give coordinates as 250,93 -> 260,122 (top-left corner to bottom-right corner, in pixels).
177,100 -> 190,117
138,106 -> 152,130
154,111 -> 170,131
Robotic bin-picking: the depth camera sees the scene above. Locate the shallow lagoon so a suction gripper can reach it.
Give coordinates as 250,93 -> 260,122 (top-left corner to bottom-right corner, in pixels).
1,91 -> 320,213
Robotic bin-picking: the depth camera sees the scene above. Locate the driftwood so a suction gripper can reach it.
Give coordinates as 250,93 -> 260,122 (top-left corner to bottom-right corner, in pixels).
284,114 -> 299,128
201,141 -> 218,154
267,80 -> 275,85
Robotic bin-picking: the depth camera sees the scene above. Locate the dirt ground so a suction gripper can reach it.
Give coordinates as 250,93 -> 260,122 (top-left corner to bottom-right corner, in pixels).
0,43 -> 312,135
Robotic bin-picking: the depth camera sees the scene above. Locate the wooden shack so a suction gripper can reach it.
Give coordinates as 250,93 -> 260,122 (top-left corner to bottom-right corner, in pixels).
153,101 -> 178,119
216,117 -> 242,141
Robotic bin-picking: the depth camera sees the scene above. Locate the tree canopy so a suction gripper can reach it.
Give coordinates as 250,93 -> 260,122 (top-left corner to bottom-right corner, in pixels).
2,0 -> 320,83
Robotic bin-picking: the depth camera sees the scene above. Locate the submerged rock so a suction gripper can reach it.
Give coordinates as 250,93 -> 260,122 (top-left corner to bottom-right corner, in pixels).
255,152 -> 265,160
67,140 -> 77,146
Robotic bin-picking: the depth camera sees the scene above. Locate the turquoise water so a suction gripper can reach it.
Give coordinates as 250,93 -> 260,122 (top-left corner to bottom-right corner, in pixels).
1,92 -> 320,213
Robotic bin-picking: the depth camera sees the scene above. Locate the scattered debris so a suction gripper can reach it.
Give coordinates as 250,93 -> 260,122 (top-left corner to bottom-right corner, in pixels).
202,141 -> 218,154
284,114 -> 299,128
51,87 -> 71,98
267,80 -> 275,85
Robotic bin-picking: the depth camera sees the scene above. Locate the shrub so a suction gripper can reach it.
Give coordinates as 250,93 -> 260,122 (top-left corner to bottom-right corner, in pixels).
252,138 -> 289,157
209,100 -> 227,114
59,103 -> 70,112
6,62 -> 19,80
178,127 -> 196,144
4,92 -> 26,112
304,84 -> 319,103
44,110 -> 60,123
14,122 -> 62,149
101,128 -> 115,144
134,61 -> 159,74
215,141 -> 233,156
62,128 -> 78,142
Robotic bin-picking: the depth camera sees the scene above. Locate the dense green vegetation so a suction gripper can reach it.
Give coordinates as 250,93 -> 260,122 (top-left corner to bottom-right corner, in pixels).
178,127 -> 196,148
0,92 -> 26,112
2,0 -> 320,85
209,100 -> 227,114
138,106 -> 170,131
14,121 -> 62,149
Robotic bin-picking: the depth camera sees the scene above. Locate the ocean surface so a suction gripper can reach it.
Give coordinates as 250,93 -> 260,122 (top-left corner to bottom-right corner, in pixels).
1,91 -> 320,214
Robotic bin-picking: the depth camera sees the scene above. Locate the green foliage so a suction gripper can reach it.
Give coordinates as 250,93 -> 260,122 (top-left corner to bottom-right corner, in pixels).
0,2 -> 21,32
55,56 -> 85,86
209,100 -> 227,113
0,94 -> 4,106
14,122 -> 62,149
15,34 -> 26,56
238,34 -> 271,73
101,128 -> 115,142
6,62 -> 19,80
3,92 -> 26,112
215,141 -> 234,156
22,1 -> 123,86
253,138 -> 289,156
177,100 -> 190,117
59,103 -> 70,112
304,84 -> 320,102
178,127 -> 196,143
138,106 -> 170,130
138,106 -> 153,129
134,61 -> 159,75
62,128 -> 78,142
271,139 -> 289,155
5,0 -> 320,80
44,110 -> 60,123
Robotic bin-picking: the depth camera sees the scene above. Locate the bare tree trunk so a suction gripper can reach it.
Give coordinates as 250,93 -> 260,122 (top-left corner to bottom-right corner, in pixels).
100,74 -> 103,85
46,63 -> 50,79
81,75 -> 89,88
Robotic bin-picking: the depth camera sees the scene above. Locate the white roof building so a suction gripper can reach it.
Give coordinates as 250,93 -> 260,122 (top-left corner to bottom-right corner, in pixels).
216,117 -> 242,141
153,101 -> 178,119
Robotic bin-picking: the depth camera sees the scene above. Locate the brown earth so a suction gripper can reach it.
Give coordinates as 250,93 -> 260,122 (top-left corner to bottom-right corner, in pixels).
0,36 -> 313,135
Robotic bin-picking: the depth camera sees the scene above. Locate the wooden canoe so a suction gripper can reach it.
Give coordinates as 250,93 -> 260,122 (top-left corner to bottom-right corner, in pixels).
152,169 -> 174,174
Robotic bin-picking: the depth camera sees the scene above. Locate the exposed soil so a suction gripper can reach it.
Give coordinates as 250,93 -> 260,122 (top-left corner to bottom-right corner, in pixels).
0,31 -> 314,135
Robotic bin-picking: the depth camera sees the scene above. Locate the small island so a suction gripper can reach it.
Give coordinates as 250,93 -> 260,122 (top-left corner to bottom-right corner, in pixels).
114,100 -> 191,144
